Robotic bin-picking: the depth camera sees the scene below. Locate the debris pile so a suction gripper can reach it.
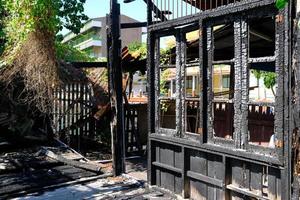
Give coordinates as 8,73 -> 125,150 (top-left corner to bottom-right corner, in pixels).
0,139 -> 105,199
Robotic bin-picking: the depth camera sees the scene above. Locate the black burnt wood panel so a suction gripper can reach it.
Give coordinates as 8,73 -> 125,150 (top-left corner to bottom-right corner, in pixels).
153,142 -> 183,194
150,136 -> 286,199
147,0 -> 291,199
186,150 -> 225,199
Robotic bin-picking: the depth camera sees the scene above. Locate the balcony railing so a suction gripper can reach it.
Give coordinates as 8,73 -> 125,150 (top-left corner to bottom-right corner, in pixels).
150,0 -> 244,23
74,38 -> 102,51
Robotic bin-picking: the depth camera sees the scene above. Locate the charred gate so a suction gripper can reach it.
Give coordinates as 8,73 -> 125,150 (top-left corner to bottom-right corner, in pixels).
147,0 -> 294,199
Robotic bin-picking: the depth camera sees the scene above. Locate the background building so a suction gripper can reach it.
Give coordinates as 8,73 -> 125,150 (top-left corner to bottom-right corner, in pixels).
62,15 -> 142,59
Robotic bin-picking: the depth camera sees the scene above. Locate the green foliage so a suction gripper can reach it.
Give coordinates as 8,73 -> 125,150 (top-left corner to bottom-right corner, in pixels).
252,69 -> 277,95
275,0 -> 288,9
2,0 -> 88,60
159,47 -> 175,113
160,69 -> 173,96
56,42 -> 95,62
128,42 -> 147,59
159,47 -> 174,98
160,47 -> 172,64
160,100 -> 171,113
59,0 -> 88,34
263,72 -> 276,89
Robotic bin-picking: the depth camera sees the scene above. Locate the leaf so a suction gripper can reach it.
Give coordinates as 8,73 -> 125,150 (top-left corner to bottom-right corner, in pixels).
275,0 -> 288,10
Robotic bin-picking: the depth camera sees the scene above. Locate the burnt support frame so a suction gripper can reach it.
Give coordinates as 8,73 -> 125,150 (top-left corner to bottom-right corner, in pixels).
204,5 -> 287,158
108,0 -> 125,176
241,8 -> 284,157
147,0 -> 292,199
205,15 -> 238,148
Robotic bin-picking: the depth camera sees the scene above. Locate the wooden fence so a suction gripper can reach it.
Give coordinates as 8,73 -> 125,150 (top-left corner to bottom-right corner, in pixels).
52,83 -> 95,146
52,83 -> 145,155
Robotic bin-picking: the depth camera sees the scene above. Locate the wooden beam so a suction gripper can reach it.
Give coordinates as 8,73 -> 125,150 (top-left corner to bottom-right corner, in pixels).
71,62 -> 107,68
108,0 -> 125,176
120,22 -> 147,29
42,148 -> 102,173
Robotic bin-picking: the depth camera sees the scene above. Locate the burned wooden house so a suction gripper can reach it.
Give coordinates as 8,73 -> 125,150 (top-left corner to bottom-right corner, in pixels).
142,0 -> 299,199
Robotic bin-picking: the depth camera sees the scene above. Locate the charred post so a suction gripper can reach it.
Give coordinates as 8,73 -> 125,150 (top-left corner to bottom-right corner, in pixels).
108,0 -> 125,176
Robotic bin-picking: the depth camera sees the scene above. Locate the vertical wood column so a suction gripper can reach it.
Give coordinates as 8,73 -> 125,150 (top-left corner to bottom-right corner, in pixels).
175,30 -> 183,136
147,30 -> 156,184
233,19 -> 242,148
199,19 -> 206,143
240,18 -> 249,149
108,0 -> 125,176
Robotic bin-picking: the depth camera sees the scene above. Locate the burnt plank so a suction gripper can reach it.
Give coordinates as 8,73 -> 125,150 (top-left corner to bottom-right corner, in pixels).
182,148 -> 190,198
190,179 -> 206,200
231,191 -> 245,200
166,171 -> 175,192
174,173 -> 182,194
187,171 -> 223,188
43,149 -> 102,173
156,169 -> 161,187
249,163 -> 263,196
152,162 -> 181,174
190,150 -> 206,174
231,159 -> 244,187
160,144 -> 174,166
155,144 -> 160,162
160,170 -> 168,190
190,150 -> 207,198
207,155 -> 217,200
268,167 -> 280,200
215,155 -> 225,199
174,146 -> 182,169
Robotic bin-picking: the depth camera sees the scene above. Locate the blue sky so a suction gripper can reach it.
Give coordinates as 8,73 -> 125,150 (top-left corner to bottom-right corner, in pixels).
84,0 -> 147,21
61,0 -> 147,35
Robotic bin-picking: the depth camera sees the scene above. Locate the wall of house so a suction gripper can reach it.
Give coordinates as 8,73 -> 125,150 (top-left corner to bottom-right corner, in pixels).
148,1 -> 292,199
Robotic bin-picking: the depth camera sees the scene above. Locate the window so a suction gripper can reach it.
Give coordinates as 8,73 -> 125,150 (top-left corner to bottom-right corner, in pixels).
158,35 -> 176,130
184,30 -> 201,134
154,7 -> 284,155
208,22 -> 235,140
203,9 -> 283,152
249,16 -> 275,58
247,15 -> 277,148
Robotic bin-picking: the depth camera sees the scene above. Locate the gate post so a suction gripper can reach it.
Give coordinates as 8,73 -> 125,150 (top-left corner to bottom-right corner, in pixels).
108,0 -> 125,176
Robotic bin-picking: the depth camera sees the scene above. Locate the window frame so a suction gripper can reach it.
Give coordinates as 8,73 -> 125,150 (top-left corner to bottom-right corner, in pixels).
203,6 -> 285,158
242,10 -> 284,157
153,4 -> 287,161
181,28 -> 203,140
205,16 -> 237,148
155,31 -> 180,136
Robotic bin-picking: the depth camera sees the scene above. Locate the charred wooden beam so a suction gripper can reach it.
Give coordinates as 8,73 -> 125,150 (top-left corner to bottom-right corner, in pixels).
71,62 -> 107,68
108,0 -> 125,176
120,22 -> 147,29
41,148 -> 102,173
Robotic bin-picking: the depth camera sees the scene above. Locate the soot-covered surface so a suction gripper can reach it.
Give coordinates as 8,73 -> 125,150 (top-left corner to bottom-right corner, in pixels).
0,145 -> 101,199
